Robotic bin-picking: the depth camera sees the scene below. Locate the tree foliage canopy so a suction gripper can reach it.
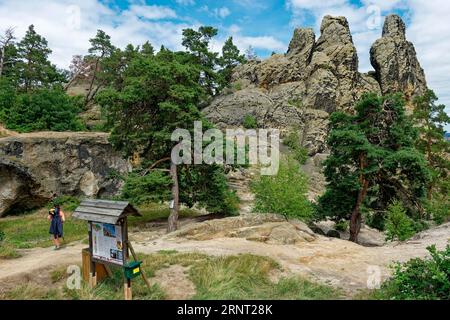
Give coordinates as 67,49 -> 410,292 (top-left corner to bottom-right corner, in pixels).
317,93 -> 431,241
97,46 -> 238,216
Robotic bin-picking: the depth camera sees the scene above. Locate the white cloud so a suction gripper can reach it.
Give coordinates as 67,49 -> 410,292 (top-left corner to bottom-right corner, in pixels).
232,0 -> 268,11
210,34 -> 286,55
0,0 -> 188,68
127,5 -> 177,20
287,0 -> 348,10
214,7 -> 231,19
405,0 -> 450,120
175,0 -> 195,5
234,36 -> 286,52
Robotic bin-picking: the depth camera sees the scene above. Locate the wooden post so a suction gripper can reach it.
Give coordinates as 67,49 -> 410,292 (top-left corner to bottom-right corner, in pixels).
167,161 -> 179,233
124,279 -> 132,300
88,221 -> 97,288
127,240 -> 151,289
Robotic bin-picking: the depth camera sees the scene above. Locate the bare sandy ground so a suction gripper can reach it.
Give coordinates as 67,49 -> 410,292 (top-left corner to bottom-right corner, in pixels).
1,222 -> 448,296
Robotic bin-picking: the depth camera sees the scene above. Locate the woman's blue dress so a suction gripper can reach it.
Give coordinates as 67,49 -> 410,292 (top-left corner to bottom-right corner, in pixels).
49,208 -> 64,238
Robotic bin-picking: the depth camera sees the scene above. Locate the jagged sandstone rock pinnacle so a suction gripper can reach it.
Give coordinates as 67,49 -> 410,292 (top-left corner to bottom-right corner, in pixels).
370,14 -> 427,99
203,14 -> 427,155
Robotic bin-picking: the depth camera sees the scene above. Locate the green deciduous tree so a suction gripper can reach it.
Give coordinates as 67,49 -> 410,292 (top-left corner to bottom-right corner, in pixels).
317,93 -> 430,242
2,87 -> 84,132
251,157 -> 312,221
411,89 -> 450,198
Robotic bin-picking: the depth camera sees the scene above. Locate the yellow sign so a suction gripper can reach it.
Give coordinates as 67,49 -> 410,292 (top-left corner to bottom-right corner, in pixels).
133,267 -> 140,274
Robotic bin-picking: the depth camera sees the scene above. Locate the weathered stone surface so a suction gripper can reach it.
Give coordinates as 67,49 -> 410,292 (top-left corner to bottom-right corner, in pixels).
314,220 -> 385,246
0,132 -> 130,216
204,16 -> 379,155
370,14 -> 427,99
169,214 -> 316,244
326,229 -> 341,238
204,14 -> 427,157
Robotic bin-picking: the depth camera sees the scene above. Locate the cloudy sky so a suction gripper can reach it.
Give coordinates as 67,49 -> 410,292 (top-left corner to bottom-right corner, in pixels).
0,0 -> 448,129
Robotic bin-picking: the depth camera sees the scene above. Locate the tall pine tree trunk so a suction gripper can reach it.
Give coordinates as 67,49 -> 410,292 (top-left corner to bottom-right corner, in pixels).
167,161 -> 179,233
349,154 -> 369,243
349,179 -> 369,242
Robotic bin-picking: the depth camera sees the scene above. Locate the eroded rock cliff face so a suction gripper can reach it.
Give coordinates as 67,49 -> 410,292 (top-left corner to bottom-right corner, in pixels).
0,132 -> 130,216
370,15 -> 427,99
203,14 -> 427,155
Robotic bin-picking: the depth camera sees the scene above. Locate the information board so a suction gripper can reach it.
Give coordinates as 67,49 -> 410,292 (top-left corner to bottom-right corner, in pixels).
91,222 -> 124,266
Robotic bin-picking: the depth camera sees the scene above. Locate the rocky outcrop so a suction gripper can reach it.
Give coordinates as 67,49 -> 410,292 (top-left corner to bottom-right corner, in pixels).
0,132 -> 130,216
203,14 -> 426,155
370,15 -> 427,100
170,214 -> 317,244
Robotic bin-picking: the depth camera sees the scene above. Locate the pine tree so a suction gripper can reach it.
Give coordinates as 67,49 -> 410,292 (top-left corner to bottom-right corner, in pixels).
182,26 -> 219,97
141,41 -> 154,57
85,30 -> 115,105
0,27 -> 15,78
317,93 -> 430,242
97,46 -> 238,232
412,89 -> 450,198
16,25 -> 63,91
218,37 -> 246,90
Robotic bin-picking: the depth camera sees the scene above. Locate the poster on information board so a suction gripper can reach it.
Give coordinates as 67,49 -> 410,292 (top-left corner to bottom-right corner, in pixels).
91,222 -> 124,266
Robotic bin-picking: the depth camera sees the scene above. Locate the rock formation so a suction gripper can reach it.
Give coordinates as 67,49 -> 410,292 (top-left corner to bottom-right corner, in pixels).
203,14 -> 427,155
0,132 -> 130,216
370,14 -> 427,99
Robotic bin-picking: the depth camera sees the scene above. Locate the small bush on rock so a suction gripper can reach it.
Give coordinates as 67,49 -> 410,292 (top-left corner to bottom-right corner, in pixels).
283,130 -> 308,165
243,115 -> 257,129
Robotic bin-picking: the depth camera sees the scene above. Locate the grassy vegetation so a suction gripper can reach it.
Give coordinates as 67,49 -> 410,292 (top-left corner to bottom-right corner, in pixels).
0,210 -> 87,259
243,115 -> 258,129
189,254 -> 339,300
0,251 -> 341,300
0,201 -> 204,259
283,130 -> 308,165
128,203 -> 203,229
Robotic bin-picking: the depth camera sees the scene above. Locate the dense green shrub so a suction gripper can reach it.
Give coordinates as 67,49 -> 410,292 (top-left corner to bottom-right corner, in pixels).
364,210 -> 385,231
251,157 -> 312,221
385,200 -> 415,241
122,168 -> 239,216
425,194 -> 450,225
122,171 -> 172,206
243,115 -> 257,129
0,87 -> 84,132
379,245 -> 450,300
283,130 -> 308,164
335,220 -> 349,232
48,196 -> 81,211
0,79 -> 15,122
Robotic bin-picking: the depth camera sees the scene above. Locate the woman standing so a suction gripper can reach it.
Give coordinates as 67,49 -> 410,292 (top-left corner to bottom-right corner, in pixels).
48,203 -> 66,250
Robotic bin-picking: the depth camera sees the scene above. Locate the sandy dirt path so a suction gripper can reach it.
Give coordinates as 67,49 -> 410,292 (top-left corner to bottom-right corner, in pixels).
1,222 -> 448,295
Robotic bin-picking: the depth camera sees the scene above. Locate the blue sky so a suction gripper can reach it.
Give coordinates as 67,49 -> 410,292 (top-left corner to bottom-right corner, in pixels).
0,0 -> 448,129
